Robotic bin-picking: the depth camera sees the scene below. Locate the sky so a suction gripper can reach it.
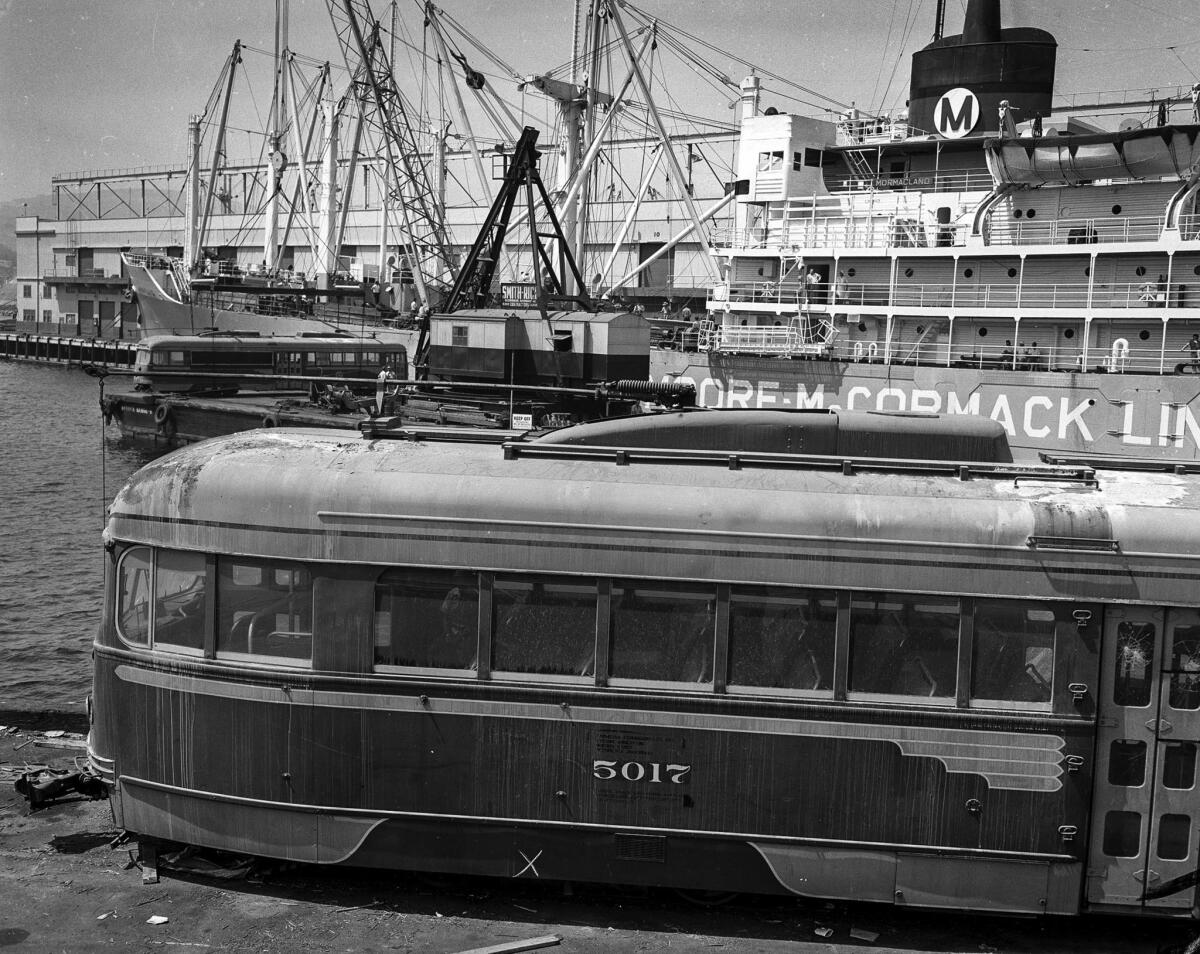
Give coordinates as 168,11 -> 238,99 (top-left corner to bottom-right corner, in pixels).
2,0 -> 1200,207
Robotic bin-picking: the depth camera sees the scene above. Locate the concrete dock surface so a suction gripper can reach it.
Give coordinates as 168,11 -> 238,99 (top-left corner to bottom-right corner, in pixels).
0,717 -> 1194,954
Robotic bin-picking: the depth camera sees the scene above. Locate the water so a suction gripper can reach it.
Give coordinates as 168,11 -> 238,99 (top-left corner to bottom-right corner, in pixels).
0,361 -> 161,715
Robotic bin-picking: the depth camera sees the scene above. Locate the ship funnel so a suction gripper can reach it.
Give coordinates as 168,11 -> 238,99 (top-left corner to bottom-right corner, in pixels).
909,1 -> 1056,139
962,0 -> 1001,44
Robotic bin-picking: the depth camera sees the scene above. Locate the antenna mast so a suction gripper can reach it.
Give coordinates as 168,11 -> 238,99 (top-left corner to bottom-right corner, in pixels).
933,0 -> 946,40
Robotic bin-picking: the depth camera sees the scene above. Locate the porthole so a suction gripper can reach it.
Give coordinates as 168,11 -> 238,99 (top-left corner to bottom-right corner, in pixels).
847,267 -> 857,277
964,268 -> 974,278
1007,267 -> 1018,278
917,325 -> 925,335
1014,209 -> 1023,219
979,327 -> 989,337
1065,329 -> 1075,339
1194,265 -> 1200,276
904,267 -> 914,278
1112,205 -> 1123,215
1027,209 -> 1037,219
1085,267 -> 1091,276
1140,330 -> 1151,341
857,322 -> 867,333
1136,266 -> 1147,277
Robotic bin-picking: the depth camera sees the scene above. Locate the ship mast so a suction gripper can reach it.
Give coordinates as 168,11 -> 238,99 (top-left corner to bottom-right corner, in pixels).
263,0 -> 288,272
933,0 -> 946,41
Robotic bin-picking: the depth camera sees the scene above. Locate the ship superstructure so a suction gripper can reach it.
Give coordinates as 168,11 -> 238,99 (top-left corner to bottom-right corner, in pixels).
653,0 -> 1200,459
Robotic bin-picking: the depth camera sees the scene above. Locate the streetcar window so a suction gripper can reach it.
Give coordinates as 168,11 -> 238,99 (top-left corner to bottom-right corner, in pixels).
1102,811 -> 1142,857
1113,620 -> 1156,707
374,570 -> 479,670
192,350 -> 273,368
1158,814 -> 1191,861
848,593 -> 958,698
971,600 -> 1054,705
150,350 -> 186,367
728,586 -> 836,692
610,582 -> 715,684
153,550 -> 207,653
1107,740 -> 1146,787
215,557 -> 312,663
116,546 -> 152,646
1168,623 -> 1200,711
492,576 -> 596,677
1163,742 -> 1197,790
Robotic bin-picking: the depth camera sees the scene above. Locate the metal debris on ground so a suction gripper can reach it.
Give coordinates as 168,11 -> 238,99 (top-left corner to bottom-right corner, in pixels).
159,846 -> 254,881
14,768 -> 107,809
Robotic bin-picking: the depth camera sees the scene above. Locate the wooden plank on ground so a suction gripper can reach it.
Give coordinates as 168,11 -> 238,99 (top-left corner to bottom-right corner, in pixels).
450,935 -> 562,954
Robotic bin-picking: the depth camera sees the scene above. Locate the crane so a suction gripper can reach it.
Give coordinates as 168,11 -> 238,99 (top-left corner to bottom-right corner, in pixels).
325,0 -> 457,305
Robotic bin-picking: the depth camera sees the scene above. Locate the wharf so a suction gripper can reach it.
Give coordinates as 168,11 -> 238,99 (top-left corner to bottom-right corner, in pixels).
0,332 -> 136,368
0,723 -> 1190,953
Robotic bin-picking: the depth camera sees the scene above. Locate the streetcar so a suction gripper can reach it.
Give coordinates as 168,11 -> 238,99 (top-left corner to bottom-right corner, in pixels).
129,332 -> 409,393
88,408 -> 1200,917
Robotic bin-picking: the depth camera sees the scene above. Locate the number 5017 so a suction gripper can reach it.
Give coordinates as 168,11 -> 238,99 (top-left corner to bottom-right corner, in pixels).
593,760 -> 691,783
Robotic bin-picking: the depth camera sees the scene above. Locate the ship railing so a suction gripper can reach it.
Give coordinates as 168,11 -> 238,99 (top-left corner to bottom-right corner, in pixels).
777,219 -> 968,250
828,335 -> 1190,375
720,210 -> 1176,255
990,214 -> 1165,247
1052,83 -> 1196,115
40,267 -> 117,279
720,279 -> 1196,312
1179,214 -> 1200,240
710,227 -> 774,249
832,170 -> 994,194
716,217 -> 971,251
122,251 -> 171,270
695,317 -> 1195,375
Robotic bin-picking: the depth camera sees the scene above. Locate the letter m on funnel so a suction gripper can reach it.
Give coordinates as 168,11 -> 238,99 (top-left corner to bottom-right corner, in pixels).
935,88 -> 979,139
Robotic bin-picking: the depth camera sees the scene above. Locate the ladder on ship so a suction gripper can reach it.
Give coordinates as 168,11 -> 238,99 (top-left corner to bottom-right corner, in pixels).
844,149 -> 876,184
901,320 -> 948,364
169,260 -> 192,301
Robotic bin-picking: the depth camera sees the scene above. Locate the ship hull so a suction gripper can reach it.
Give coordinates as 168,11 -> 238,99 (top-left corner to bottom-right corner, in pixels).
652,351 -> 1200,460
103,391 -> 367,448
126,261 -> 416,346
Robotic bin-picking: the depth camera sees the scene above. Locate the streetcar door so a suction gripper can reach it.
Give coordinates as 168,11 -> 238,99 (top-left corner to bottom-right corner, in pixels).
1087,607 -> 1200,911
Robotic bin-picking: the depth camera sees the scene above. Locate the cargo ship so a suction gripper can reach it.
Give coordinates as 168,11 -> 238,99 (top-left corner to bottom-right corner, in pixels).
651,0 -> 1200,460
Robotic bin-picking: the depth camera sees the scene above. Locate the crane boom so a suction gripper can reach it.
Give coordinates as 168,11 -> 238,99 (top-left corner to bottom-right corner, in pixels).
325,0 -> 456,303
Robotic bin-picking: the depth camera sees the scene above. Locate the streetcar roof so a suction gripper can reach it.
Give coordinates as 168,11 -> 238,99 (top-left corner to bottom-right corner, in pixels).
105,416 -> 1200,605
136,334 -> 405,350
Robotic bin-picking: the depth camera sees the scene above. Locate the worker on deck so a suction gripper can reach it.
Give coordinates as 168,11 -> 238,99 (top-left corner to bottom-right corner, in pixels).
1181,334 -> 1200,371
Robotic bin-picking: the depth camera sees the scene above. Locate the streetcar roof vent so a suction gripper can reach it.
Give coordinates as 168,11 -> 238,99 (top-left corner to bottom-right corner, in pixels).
502,439 -> 1096,485
1040,452 -> 1200,475
532,408 -> 1013,463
